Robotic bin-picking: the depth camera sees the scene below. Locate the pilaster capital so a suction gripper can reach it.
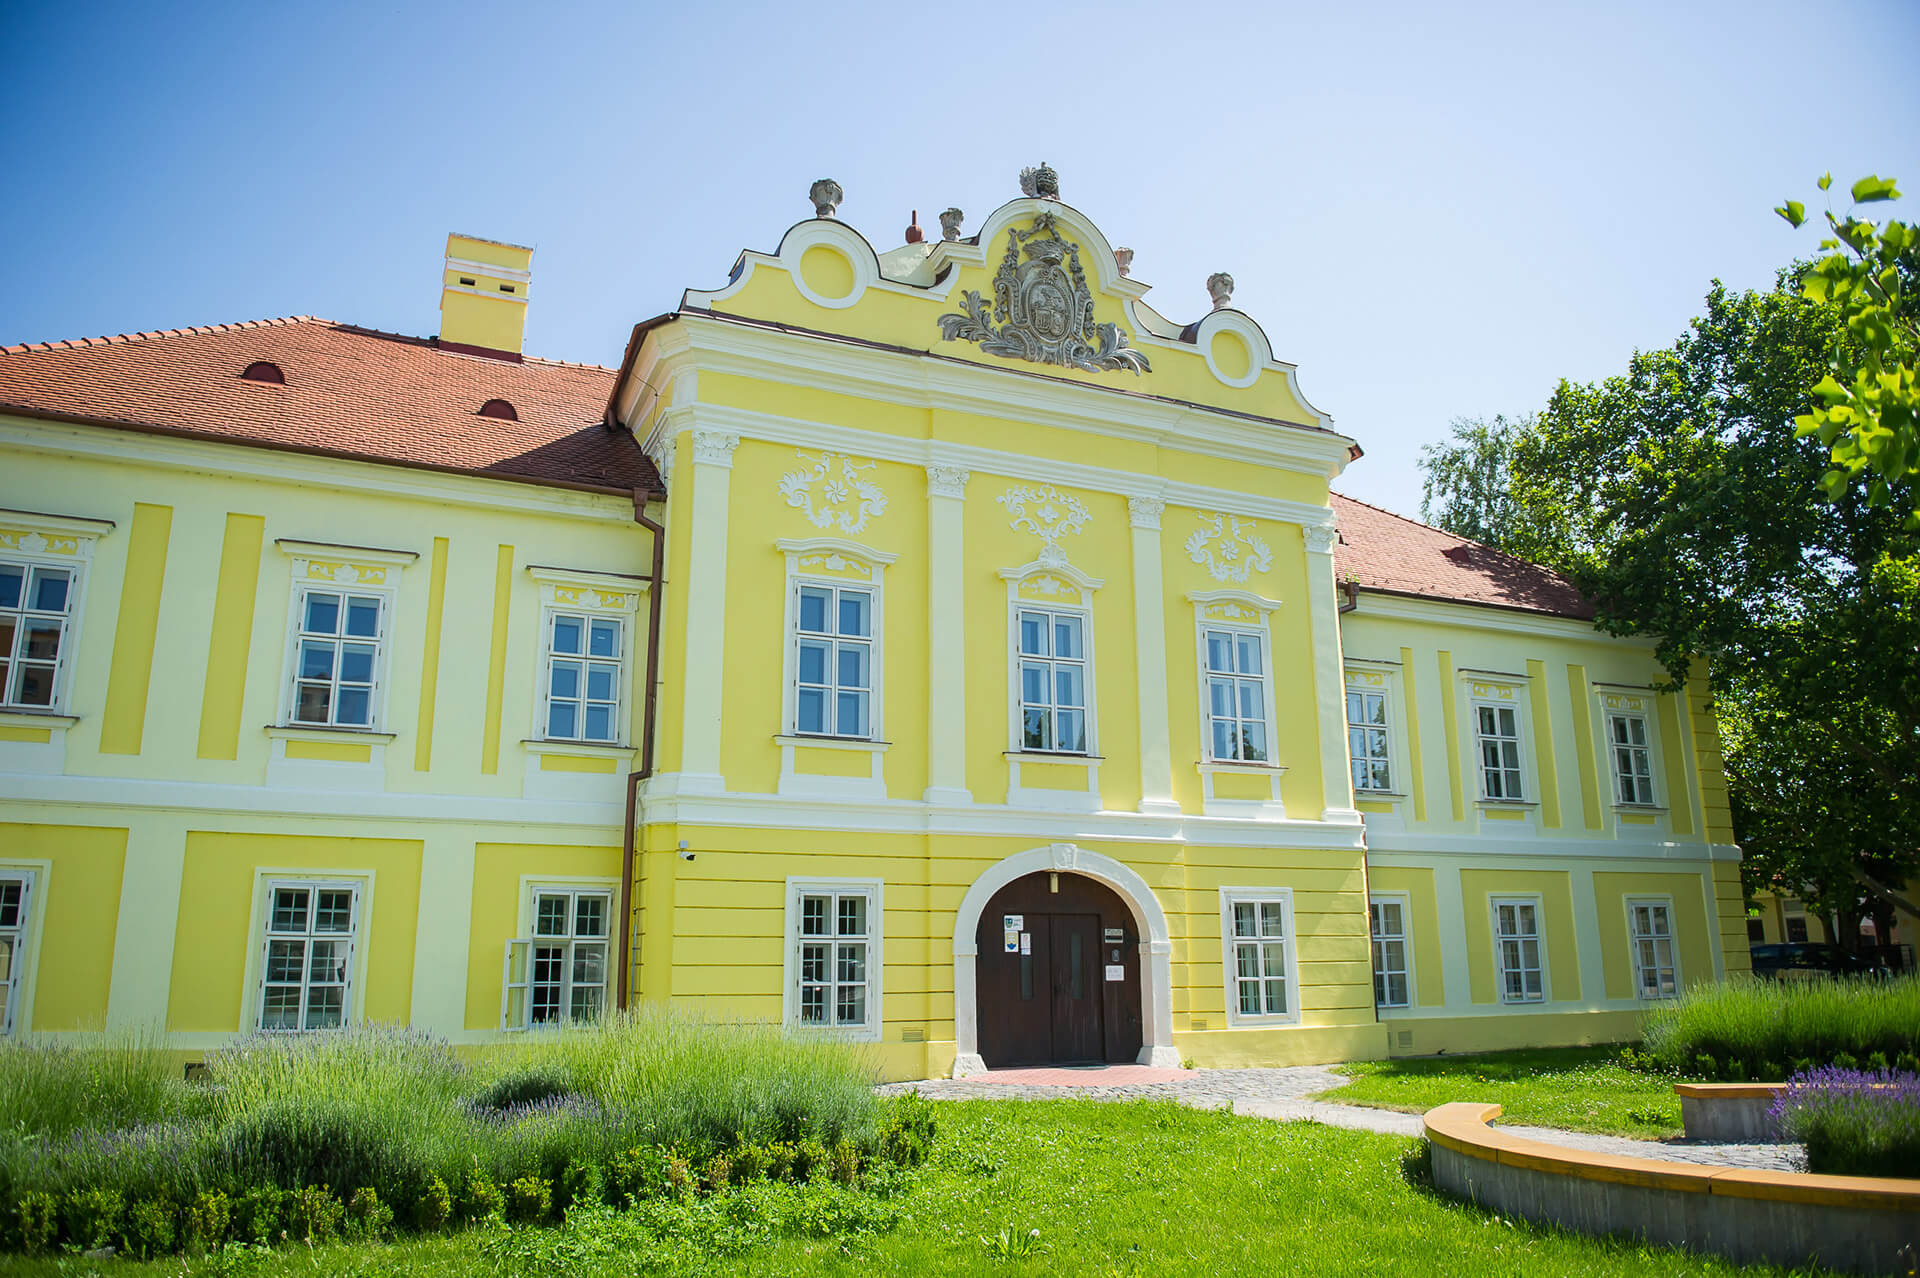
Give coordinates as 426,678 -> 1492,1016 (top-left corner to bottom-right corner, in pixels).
642,432 -> 676,484
690,428 -> 741,468
1127,495 -> 1167,530
926,464 -> 972,500
1303,522 -> 1338,555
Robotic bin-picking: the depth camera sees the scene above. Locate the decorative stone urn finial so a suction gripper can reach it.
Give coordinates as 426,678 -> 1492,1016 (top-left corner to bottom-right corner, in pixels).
1114,247 -> 1135,278
809,178 -> 844,219
1019,162 -> 1060,200
939,207 -> 965,241
1207,272 -> 1235,310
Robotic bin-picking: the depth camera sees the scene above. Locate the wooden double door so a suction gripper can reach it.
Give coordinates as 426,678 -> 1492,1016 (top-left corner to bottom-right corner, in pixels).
975,872 -> 1143,1067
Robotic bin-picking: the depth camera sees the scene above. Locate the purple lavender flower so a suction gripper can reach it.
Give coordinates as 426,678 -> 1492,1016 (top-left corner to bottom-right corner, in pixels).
1772,1067 -> 1920,1178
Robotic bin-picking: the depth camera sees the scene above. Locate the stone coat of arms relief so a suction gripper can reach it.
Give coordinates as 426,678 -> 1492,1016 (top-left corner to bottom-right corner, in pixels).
938,213 -> 1151,375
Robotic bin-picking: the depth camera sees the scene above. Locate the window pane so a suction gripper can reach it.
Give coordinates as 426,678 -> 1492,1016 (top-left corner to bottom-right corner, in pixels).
308,939 -> 348,983
1367,728 -> 1388,759
572,942 -> 605,989
588,619 -> 619,657
837,644 -> 868,689
1214,720 -> 1236,762
294,682 -> 331,723
1369,760 -> 1391,790
1019,612 -> 1047,656
798,589 -> 829,634
548,701 -> 578,739
19,620 -> 59,661
1232,902 -> 1257,938
1053,615 -> 1082,660
1238,680 -> 1261,720
304,593 -> 339,634
796,689 -> 825,735
305,986 -> 344,1030
574,896 -> 607,937
536,895 -> 569,936
1237,635 -> 1262,677
1346,691 -> 1363,724
550,660 -> 580,699
14,664 -> 52,706
552,616 -> 582,655
29,569 -> 70,612
1055,708 -> 1085,753
1264,978 -> 1287,1014
836,982 -> 865,1026
299,640 -> 335,680
335,688 -> 370,726
800,985 -> 826,1025
797,641 -> 828,687
584,704 -> 612,741
1388,973 -> 1408,1005
1241,721 -> 1267,761
1210,678 -> 1235,719
1023,708 -> 1051,752
800,944 -> 827,982
1259,903 -> 1285,938
570,981 -> 605,1022
1208,632 -> 1234,673
1022,662 -> 1048,705
260,986 -> 302,1030
1239,979 -> 1262,1016
835,690 -> 866,736
345,598 -> 379,638
1054,665 -> 1083,708
272,888 -> 309,932
800,896 -> 828,936
0,567 -> 19,609
1380,902 -> 1403,933
339,643 -> 374,684
1367,695 -> 1387,726
838,592 -> 869,638
836,941 -> 866,982
585,664 -> 615,701
314,891 -> 353,932
265,940 -> 304,982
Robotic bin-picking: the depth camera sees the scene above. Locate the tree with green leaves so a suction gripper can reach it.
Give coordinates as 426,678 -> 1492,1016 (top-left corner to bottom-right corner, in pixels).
1417,414 -> 1529,547
1776,175 -> 1919,524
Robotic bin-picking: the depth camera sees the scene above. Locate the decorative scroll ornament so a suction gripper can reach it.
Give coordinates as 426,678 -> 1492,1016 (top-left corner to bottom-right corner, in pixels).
1000,483 -> 1090,566
937,213 -> 1151,376
1185,511 -> 1274,583
779,451 -> 888,534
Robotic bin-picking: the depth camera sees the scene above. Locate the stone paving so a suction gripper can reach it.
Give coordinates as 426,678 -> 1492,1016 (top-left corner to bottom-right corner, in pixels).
878,1064 -> 1803,1172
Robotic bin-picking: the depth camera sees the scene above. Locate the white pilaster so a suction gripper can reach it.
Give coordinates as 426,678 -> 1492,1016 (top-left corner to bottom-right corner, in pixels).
1128,495 -> 1179,815
1431,861 -> 1476,1011
677,426 -> 738,792
105,815 -> 189,1030
1303,521 -> 1361,823
1573,868 -> 1610,1005
407,830 -> 477,1033
924,466 -> 972,805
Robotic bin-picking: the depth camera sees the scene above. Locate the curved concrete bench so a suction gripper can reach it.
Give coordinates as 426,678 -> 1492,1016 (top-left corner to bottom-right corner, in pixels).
1674,1082 -> 1785,1142
1423,1102 -> 1919,1274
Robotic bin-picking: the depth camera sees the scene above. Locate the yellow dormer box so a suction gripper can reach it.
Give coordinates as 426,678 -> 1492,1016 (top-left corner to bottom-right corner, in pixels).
440,233 -> 532,359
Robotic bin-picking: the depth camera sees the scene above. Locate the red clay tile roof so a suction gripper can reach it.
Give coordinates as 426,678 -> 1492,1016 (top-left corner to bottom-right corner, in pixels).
1331,492 -> 1595,620
0,316 -> 661,497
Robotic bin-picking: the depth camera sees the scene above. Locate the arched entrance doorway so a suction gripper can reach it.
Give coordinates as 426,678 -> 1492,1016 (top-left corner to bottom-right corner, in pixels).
950,842 -> 1179,1076
975,872 -> 1143,1066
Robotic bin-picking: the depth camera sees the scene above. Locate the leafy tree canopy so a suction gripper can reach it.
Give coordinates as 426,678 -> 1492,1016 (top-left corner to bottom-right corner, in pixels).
1419,414 -> 1528,549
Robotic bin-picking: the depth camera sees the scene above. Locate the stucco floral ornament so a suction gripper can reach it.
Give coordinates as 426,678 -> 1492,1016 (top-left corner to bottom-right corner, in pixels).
779,451 -> 888,534
999,483 -> 1090,566
938,213 -> 1151,375
1186,511 -> 1273,583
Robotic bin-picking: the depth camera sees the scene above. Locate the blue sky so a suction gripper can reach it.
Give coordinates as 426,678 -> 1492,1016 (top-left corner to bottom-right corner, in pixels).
3,0 -> 1915,517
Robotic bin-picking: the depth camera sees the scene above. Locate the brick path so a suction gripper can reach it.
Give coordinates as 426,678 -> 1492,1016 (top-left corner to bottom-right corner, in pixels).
878,1064 -> 1801,1172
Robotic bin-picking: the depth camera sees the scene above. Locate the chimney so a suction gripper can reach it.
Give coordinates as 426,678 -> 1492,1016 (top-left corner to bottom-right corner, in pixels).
440,233 -> 533,360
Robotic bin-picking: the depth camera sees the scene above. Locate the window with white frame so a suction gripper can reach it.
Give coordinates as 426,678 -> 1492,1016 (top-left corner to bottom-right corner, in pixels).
0,873 -> 34,1036
1629,899 -> 1678,998
543,613 -> 623,743
259,882 -> 359,1030
1221,890 -> 1295,1021
503,887 -> 611,1028
793,582 -> 873,738
1492,897 -> 1545,1003
0,560 -> 75,710
1475,703 -> 1524,800
1347,688 -> 1392,791
785,879 -> 880,1036
1203,627 -> 1269,762
1370,896 -> 1410,1008
1607,712 -> 1655,805
1017,607 -> 1088,753
289,590 -> 384,728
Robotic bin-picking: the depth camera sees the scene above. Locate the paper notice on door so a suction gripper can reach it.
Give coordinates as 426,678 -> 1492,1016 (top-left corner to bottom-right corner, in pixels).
1105,964 -> 1124,982
1004,929 -> 1020,953
1004,914 -> 1023,931
1020,933 -> 1032,955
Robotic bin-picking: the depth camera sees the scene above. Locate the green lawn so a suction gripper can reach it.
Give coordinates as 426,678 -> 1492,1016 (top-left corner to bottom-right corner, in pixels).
1318,1046 -> 1689,1137
0,1100 -> 1796,1276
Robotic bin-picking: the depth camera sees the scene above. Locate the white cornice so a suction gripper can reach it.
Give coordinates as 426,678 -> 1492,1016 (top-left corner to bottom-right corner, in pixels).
1343,589 -> 1646,647
1,416 -> 636,526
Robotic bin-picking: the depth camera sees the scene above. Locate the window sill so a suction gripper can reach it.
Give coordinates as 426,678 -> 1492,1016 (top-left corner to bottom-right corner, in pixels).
266,724 -> 397,742
1353,788 -> 1405,798
1220,1014 -> 1303,1030
1196,759 -> 1287,775
1006,750 -> 1102,765
1612,803 -> 1668,813
0,709 -> 78,729
522,738 -> 635,754
1475,798 -> 1537,808
777,734 -> 889,753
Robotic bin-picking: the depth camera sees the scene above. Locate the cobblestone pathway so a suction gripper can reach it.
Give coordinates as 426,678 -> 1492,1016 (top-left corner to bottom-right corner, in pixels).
879,1065 -> 1802,1172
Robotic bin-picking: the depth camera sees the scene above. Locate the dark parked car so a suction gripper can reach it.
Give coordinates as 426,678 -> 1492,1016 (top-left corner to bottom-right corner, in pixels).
1749,942 -> 1891,981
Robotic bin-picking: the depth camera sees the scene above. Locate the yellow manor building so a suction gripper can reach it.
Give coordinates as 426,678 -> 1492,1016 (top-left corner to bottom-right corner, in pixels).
0,169 -> 1750,1078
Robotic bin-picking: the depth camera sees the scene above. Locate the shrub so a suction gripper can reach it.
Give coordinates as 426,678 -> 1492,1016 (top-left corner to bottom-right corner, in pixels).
878,1091 -> 937,1167
120,1196 -> 176,1260
186,1190 -> 231,1253
346,1187 -> 393,1240
416,1172 -> 453,1233
461,1166 -> 504,1225
16,1192 -> 56,1254
62,1187 -> 123,1252
1641,974 -> 1920,1078
1771,1067 -> 1920,1178
285,1185 -> 343,1244
506,1175 -> 551,1224
234,1185 -> 285,1245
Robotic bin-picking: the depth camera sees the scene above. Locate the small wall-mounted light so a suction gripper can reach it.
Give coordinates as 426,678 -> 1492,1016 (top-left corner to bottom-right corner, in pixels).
678,840 -> 694,862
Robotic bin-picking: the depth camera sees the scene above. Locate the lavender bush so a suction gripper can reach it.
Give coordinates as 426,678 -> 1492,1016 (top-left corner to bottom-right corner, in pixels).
1771,1067 -> 1920,1178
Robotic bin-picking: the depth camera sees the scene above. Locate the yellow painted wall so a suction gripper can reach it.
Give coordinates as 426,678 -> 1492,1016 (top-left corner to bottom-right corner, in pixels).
464,842 -> 620,1030
1591,871 -> 1715,998
165,832 -> 422,1032
1459,868 -> 1581,1004
0,823 -> 127,1031
1366,865 -> 1445,1006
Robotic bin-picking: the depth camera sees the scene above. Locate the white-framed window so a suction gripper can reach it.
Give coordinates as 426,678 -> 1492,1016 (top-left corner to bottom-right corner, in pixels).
1607,712 -> 1655,806
1219,887 -> 1298,1025
503,886 -> 612,1029
1492,896 -> 1546,1003
793,582 -> 874,738
1474,703 -> 1524,800
0,560 -> 77,711
543,612 -> 623,743
1203,626 -> 1269,762
1017,607 -> 1089,754
783,878 -> 882,1039
288,589 -> 385,728
1348,688 -> 1392,792
0,872 -> 35,1036
258,881 -> 360,1031
1628,898 -> 1679,999
1370,894 -> 1411,1008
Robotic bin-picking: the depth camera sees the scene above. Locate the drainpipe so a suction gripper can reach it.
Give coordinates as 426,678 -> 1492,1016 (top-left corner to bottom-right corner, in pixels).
619,489 -> 667,1010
